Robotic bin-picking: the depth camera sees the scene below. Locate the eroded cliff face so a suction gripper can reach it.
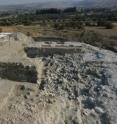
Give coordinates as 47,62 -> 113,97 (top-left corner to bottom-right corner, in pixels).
0,42 -> 116,124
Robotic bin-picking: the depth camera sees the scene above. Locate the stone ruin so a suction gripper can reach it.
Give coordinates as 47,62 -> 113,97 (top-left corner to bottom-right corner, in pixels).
0,32 -> 38,83
24,47 -> 82,58
0,62 -> 37,83
0,33 -> 117,124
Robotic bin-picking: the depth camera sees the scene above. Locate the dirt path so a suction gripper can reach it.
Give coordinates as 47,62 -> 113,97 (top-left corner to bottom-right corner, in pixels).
34,58 -> 44,84
0,80 -> 16,111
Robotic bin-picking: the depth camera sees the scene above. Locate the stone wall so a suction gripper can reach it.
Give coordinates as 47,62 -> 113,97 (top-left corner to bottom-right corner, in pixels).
0,63 -> 37,83
33,37 -> 67,42
24,47 -> 81,58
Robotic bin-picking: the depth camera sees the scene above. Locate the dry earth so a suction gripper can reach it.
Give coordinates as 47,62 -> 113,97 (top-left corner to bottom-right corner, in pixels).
0,33 -> 116,124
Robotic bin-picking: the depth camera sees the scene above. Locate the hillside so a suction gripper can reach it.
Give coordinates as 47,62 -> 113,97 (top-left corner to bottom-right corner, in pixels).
78,0 -> 117,8
0,0 -> 117,12
0,1 -> 76,11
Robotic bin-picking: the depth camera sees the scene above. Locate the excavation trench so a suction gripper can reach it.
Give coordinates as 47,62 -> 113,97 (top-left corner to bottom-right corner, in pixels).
0,62 -> 38,83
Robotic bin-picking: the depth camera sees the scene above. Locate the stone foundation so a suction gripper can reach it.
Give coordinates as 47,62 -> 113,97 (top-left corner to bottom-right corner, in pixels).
0,62 -> 38,83
24,47 -> 81,58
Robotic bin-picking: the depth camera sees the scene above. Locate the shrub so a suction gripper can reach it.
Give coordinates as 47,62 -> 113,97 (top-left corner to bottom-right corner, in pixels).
53,21 -> 84,30
79,31 -> 104,47
97,21 -> 105,26
54,23 -> 64,30
105,22 -> 114,29
26,32 -> 31,37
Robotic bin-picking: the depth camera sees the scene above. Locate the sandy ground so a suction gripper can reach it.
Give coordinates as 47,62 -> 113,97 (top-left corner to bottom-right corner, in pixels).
0,80 -> 15,110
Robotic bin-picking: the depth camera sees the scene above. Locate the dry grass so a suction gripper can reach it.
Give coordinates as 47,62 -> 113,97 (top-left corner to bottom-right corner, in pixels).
0,25 -> 81,38
85,26 -> 117,38
0,25 -> 117,41
0,26 -> 17,32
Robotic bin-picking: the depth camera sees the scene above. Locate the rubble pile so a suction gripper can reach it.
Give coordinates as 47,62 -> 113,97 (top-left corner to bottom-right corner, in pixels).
41,46 -> 117,124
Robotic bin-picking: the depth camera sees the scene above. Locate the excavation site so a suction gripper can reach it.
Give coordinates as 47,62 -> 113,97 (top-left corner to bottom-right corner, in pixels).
0,32 -> 116,124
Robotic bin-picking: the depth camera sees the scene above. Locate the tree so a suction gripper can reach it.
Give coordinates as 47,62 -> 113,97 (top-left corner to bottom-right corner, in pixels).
63,7 -> 77,13
54,23 -> 64,30
36,8 -> 61,15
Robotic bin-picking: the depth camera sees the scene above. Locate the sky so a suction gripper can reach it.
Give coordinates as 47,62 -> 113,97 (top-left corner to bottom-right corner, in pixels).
0,0 -> 82,5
